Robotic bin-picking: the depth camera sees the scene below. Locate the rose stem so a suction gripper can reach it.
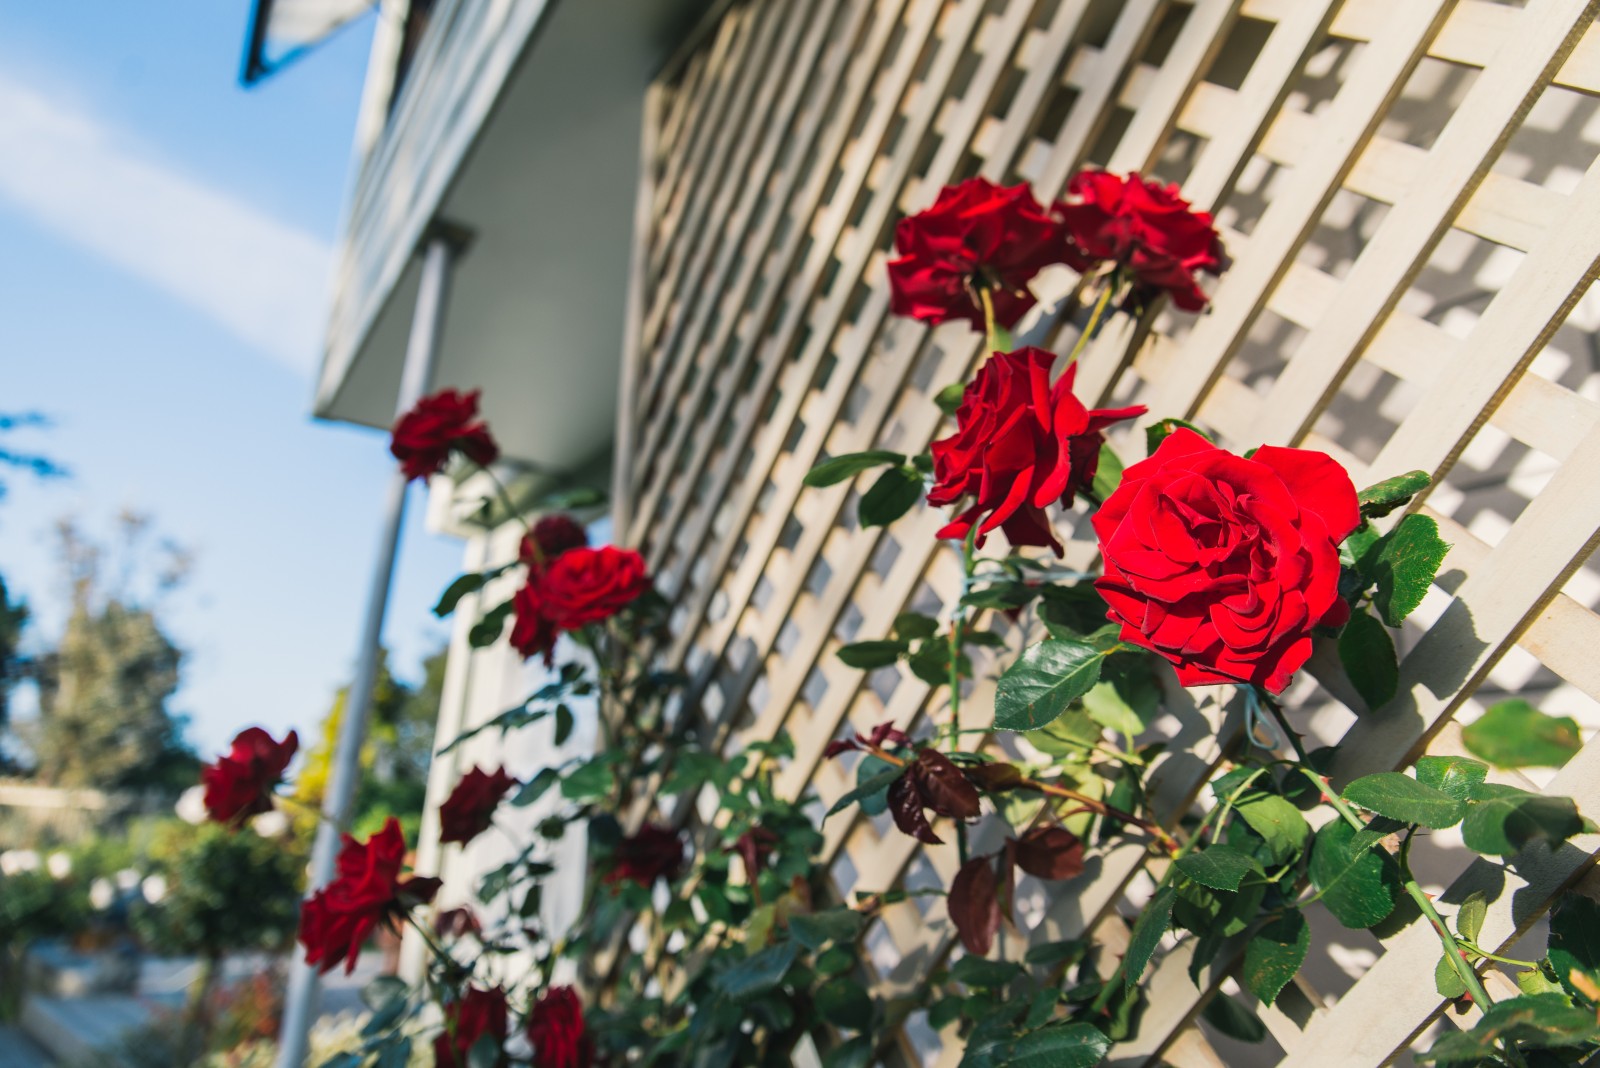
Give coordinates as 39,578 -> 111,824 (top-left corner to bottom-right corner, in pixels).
1061,277 -> 1116,370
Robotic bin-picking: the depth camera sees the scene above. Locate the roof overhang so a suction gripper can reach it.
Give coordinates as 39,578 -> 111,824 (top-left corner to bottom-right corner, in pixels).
315,0 -> 710,475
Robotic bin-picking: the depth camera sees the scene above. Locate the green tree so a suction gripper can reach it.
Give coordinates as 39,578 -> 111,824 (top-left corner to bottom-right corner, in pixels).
31,513 -> 197,790
132,820 -> 304,1061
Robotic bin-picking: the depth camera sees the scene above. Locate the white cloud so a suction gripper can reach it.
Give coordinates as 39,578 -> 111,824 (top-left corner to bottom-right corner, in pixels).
0,74 -> 333,376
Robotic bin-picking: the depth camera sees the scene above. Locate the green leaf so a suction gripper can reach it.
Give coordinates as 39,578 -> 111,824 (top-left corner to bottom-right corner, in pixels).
822,1036 -> 873,1068
1339,608 -> 1398,709
1413,756 -> 1488,803
1081,657 -> 1160,737
1370,513 -> 1450,627
361,975 -> 408,1013
1515,967 -> 1566,998
714,940 -> 801,1000
1200,991 -> 1266,1043
1146,418 -> 1211,456
1342,772 -> 1466,829
467,600 -> 513,647
814,976 -> 872,1031
949,956 -> 1026,989
559,759 -> 614,802
1124,884 -> 1177,988
1242,910 -> 1309,1007
1025,939 -> 1088,968
1006,1023 -> 1113,1068
467,1035 -> 502,1068
512,767 -> 559,807
804,450 -> 905,487
789,908 -> 863,951
1176,845 -> 1262,892
1548,892 -> 1600,1001
1234,793 -> 1310,865
1462,699 -> 1582,769
858,466 -> 923,527
1419,994 -> 1600,1062
934,383 -> 967,415
1434,953 -> 1469,999
553,703 -> 574,745
1091,442 -> 1125,501
994,639 -> 1106,731
1460,784 -> 1584,856
835,640 -> 905,669
1308,819 -> 1398,929
893,612 -> 940,641
854,755 -> 895,817
1357,470 -> 1431,519
433,572 -> 487,617
1455,890 -> 1487,942
826,766 -> 902,819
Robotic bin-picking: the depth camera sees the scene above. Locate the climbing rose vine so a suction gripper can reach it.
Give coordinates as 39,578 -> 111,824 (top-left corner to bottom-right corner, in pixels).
202,168 -> 1596,1068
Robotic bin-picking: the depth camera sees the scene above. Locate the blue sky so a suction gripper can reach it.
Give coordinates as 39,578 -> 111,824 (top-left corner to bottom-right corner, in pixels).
0,1 -> 465,755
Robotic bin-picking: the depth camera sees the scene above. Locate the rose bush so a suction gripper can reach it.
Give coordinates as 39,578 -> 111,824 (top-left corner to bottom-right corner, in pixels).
247,170 -> 1598,1068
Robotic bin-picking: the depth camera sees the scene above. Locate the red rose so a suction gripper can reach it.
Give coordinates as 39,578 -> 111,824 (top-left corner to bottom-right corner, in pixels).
438,766 -> 518,845
298,817 -> 440,974
928,349 -> 1144,555
519,514 -> 588,567
887,178 -> 1065,331
510,579 -> 560,664
1092,429 -> 1359,694
509,545 -> 650,663
527,986 -> 593,1068
604,823 -> 684,887
435,986 -> 509,1068
201,727 -> 298,824
540,546 -> 650,629
1054,170 -> 1226,311
390,388 -> 500,481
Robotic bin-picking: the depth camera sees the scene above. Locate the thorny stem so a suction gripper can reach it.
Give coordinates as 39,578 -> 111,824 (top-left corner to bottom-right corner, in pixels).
1299,768 -> 1504,1030
979,285 -> 1004,354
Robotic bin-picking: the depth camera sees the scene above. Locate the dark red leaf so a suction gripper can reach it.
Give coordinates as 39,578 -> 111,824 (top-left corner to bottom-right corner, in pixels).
949,855 -> 1002,956
912,749 -> 981,820
888,771 -> 941,844
1010,826 -> 1085,881
964,761 -> 1025,792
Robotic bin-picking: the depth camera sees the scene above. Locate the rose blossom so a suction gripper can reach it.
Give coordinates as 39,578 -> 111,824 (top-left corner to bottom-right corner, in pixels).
604,823 -> 684,887
297,817 -> 441,974
540,546 -> 651,629
519,513 -> 589,567
389,388 -> 500,481
201,727 -> 298,824
438,767 -> 518,845
1054,170 -> 1226,311
434,986 -> 509,1068
928,348 -> 1144,555
887,178 -> 1065,331
527,986 -> 593,1068
1093,429 -> 1359,693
